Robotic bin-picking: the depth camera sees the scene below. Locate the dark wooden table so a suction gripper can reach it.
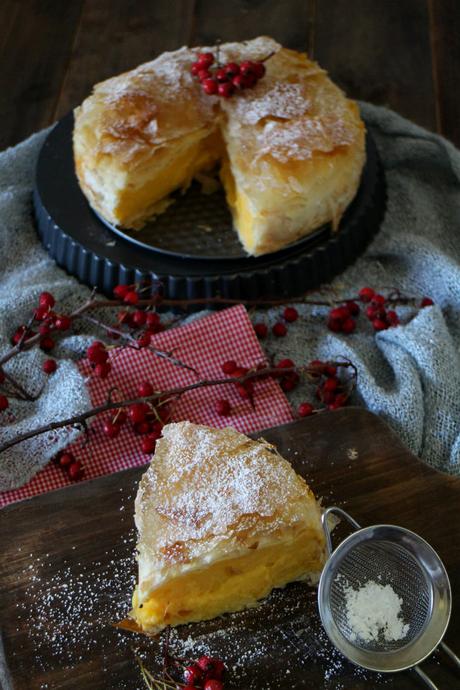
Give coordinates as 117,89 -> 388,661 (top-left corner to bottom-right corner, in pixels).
1,0 -> 458,151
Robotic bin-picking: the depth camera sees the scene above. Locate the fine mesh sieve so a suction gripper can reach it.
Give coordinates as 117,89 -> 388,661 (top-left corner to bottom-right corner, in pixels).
318,507 -> 460,689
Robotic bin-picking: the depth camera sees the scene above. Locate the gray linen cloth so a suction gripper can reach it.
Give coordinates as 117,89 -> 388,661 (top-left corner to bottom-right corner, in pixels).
1,102 -> 460,492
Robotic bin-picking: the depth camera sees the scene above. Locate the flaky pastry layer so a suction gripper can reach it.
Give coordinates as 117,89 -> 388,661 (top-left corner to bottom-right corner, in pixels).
74,37 -> 365,255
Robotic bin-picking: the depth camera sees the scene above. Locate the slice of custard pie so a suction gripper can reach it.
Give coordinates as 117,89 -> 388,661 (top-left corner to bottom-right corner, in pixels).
131,421 -> 326,632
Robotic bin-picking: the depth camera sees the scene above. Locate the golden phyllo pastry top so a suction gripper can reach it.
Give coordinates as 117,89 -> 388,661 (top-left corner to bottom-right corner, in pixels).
74,36 -> 365,254
134,421 -> 323,604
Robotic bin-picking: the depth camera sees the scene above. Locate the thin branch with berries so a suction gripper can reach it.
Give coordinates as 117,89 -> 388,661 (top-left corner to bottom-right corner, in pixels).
0,361 -> 357,457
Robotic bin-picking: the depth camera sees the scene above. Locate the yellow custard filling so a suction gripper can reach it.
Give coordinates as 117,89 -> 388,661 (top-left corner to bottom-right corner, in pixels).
132,528 -> 323,632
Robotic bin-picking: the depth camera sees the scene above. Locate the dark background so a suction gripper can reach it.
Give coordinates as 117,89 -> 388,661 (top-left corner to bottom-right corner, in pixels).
0,0 -> 458,151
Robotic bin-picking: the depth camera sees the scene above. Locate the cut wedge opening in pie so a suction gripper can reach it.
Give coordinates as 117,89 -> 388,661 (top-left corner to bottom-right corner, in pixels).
73,37 -> 365,256
130,421 -> 326,633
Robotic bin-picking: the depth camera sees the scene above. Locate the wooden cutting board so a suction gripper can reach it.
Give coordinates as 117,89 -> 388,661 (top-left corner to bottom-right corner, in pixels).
1,408 -> 459,690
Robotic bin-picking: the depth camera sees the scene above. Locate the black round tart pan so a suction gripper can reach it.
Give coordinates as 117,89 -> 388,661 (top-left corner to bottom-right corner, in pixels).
34,112 -> 386,302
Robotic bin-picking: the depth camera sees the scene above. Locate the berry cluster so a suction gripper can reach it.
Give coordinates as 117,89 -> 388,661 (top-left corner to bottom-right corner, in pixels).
215,359 -> 259,413
112,283 -> 164,347
11,290 -> 73,372
53,450 -> 84,481
52,379 -> 169,482
254,306 -> 299,340
182,655 -> 226,689
327,287 -> 434,334
191,51 -> 267,98
309,360 -> 350,410
102,380 -> 169,454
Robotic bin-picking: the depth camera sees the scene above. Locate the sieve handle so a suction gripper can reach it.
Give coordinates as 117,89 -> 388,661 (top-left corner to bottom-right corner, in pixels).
321,506 -> 361,557
440,641 -> 460,670
413,665 -> 440,690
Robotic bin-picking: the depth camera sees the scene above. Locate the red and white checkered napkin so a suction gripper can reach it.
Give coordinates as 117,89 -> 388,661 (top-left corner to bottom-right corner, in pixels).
0,305 -> 293,507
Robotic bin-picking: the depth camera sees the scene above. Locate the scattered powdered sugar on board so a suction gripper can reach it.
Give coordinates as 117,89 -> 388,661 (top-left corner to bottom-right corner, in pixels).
343,580 -> 410,643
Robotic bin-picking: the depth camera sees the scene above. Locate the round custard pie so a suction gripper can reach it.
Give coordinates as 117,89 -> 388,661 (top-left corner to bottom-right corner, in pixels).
73,37 -> 365,257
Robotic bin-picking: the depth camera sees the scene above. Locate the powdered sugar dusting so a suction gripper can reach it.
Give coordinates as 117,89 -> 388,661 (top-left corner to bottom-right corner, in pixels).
135,422 -> 323,585
227,79 -> 311,125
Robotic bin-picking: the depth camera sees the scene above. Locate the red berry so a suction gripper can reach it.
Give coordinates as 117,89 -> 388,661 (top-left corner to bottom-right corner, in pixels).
11,326 -> 25,345
254,323 -> 268,338
43,358 -> 57,374
241,73 -> 257,89
421,297 -> 434,308
309,359 -> 326,374
137,332 -> 151,348
320,390 -> 336,405
236,381 -> 254,399
323,377 -> 339,393
341,317 -> 356,334
40,335 -> 55,352
94,362 -> 111,378
216,67 -> 228,82
333,392 -> 348,408
0,369 -> 4,384
281,375 -> 297,392
232,366 -> 248,378
184,664 -> 202,685
197,656 -> 223,676
34,305 -> 49,321
68,461 -> 84,481
117,310 -> 132,325
54,315 -> 71,331
345,300 -> 360,316
272,322 -> 287,337
325,365 -> 337,377
218,81 -> 235,98
197,68 -> 211,81
240,60 -> 255,76
204,681 -> 224,690
113,284 -> 130,299
277,358 -> 295,369
232,74 -> 245,89
134,421 -> 151,435
0,395 -> 9,411
327,318 -> 342,333
366,305 -> 379,320
372,318 -> 388,331
113,409 -> 127,426
387,310 -> 400,326
132,310 -> 147,327
123,290 -> 139,305
191,62 -> 201,76
103,420 -> 120,438
252,61 -> 266,79
197,52 -> 214,68
298,402 -> 314,417
39,291 -> 55,309
330,306 -> 348,322
146,312 -> 160,328
202,78 -> 218,95
39,323 -> 51,335
59,452 -> 74,467
225,62 -> 240,77
128,403 -> 148,424
87,345 -> 108,364
283,306 -> 299,322
215,399 -> 231,416
137,381 -> 154,397
141,436 -> 157,454
358,287 -> 375,303
222,360 -> 237,375
371,294 -> 386,307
